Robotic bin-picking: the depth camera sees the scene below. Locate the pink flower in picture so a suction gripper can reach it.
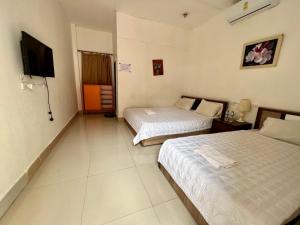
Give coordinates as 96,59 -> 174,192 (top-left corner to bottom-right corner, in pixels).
245,42 -> 273,65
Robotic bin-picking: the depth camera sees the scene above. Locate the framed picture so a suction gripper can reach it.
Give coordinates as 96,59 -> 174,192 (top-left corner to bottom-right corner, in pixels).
152,59 -> 164,76
240,34 -> 284,69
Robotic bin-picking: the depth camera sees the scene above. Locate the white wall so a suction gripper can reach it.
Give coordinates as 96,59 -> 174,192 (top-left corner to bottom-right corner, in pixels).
116,12 -> 190,117
112,13 -> 119,113
76,26 -> 113,53
0,0 -> 77,216
185,0 -> 300,112
71,25 -> 113,110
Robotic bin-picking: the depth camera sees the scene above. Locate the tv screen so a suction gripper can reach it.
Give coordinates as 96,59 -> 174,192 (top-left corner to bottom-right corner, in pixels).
20,31 -> 55,77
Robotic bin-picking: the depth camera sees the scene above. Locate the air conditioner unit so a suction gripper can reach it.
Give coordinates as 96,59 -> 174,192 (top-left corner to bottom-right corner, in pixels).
226,0 -> 280,24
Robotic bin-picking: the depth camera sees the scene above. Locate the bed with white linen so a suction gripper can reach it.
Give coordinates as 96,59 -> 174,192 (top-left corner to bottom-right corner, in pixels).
158,107 -> 300,225
123,96 -> 227,146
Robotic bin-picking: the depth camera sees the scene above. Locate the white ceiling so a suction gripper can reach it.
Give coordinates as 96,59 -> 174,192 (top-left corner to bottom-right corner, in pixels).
59,0 -> 238,32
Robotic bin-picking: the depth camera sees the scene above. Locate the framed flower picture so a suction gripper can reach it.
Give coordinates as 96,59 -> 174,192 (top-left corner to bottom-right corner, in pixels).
152,59 -> 164,76
240,34 -> 284,69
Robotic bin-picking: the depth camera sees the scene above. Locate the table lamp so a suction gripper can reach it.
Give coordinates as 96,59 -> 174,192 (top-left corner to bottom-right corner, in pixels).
237,99 -> 251,122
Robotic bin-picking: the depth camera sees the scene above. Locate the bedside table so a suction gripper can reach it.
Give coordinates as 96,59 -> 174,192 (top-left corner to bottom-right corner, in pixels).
211,119 -> 252,133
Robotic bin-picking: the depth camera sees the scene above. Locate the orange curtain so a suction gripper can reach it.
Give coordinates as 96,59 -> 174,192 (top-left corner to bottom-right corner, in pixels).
81,53 -> 112,85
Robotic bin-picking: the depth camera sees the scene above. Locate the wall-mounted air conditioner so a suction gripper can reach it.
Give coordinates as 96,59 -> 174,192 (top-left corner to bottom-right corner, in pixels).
226,0 -> 280,24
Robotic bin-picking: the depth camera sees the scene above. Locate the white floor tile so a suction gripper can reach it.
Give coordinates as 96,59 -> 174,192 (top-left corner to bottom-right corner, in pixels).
137,164 -> 177,205
88,133 -> 126,152
89,135 -> 128,151
104,208 -> 160,225
130,145 -> 160,166
0,178 -> 86,225
154,199 -> 197,225
27,144 -> 90,188
0,115 -> 196,225
89,146 -> 134,175
82,168 -> 152,225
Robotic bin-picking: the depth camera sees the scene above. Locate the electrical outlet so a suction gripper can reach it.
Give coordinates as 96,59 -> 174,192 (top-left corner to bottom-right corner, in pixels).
20,83 -> 25,90
27,84 -> 33,90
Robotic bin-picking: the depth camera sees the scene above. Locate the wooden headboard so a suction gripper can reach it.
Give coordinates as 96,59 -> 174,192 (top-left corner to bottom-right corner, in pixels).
181,95 -> 228,120
254,107 -> 300,129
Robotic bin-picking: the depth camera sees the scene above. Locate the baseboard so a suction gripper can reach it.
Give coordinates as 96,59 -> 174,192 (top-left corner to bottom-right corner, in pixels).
117,117 -> 124,121
27,111 -> 78,180
0,173 -> 27,219
0,111 -> 79,219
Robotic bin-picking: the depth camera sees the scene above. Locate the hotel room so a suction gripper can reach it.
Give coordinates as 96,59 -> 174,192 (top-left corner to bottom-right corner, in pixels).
0,0 -> 299,225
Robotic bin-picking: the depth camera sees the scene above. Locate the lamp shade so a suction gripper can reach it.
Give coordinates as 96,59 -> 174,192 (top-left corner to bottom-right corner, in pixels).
238,99 -> 251,112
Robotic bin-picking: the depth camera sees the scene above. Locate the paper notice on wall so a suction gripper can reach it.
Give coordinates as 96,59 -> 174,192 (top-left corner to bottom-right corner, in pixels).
119,63 -> 132,72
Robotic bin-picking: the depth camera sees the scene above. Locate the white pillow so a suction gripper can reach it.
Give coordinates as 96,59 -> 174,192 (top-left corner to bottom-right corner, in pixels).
259,117 -> 300,146
196,99 -> 222,117
175,98 -> 195,111
285,114 -> 300,121
215,103 -> 224,117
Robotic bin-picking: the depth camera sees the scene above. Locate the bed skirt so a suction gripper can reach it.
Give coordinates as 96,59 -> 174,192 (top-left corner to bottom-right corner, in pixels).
124,119 -> 210,146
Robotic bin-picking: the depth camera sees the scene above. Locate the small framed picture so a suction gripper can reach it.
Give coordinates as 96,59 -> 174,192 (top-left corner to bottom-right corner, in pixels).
240,34 -> 284,69
152,59 -> 164,76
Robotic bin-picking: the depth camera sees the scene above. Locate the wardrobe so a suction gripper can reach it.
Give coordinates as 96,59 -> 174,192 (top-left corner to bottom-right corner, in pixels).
83,84 -> 114,112
80,51 -> 115,114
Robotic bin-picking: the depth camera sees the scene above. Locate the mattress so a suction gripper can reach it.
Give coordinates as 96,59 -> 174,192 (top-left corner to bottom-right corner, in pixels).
158,130 -> 300,225
123,107 -> 213,145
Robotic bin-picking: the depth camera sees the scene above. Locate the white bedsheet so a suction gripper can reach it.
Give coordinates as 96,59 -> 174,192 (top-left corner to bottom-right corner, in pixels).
158,131 -> 300,225
123,107 -> 213,145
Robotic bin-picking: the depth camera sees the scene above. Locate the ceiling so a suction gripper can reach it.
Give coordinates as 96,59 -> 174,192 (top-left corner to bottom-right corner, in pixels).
59,0 -> 238,32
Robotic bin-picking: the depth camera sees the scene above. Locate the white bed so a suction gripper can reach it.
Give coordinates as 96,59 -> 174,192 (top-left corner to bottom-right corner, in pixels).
124,106 -> 214,145
158,130 -> 300,225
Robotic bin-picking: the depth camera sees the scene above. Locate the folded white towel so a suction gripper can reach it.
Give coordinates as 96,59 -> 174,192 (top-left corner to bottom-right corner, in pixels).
194,145 -> 238,169
144,109 -> 156,115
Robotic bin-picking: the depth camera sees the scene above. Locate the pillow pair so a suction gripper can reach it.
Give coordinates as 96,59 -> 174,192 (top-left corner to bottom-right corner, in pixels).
175,98 -> 222,117
259,117 -> 300,146
175,98 -> 195,111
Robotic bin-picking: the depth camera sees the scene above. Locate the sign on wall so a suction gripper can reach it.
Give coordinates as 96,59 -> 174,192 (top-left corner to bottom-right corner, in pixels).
119,63 -> 132,72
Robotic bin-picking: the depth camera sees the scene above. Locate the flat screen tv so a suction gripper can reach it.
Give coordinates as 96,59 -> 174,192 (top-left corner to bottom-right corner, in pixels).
20,31 -> 55,77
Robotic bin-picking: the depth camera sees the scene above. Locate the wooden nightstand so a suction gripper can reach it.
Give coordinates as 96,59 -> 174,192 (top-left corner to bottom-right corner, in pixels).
211,119 -> 252,133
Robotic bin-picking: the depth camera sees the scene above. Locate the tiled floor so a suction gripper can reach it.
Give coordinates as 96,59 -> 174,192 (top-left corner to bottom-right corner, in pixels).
0,115 -> 196,225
